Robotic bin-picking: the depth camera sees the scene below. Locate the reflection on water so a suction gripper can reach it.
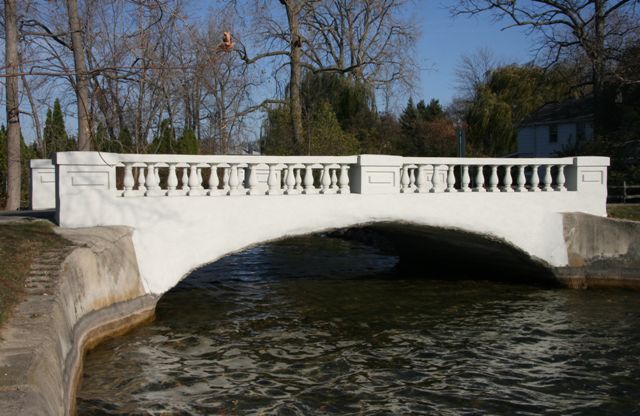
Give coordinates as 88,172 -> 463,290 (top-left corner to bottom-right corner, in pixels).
78,236 -> 640,415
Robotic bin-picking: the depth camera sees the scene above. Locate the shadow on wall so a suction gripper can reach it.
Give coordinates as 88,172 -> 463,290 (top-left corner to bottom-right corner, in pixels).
333,222 -> 560,287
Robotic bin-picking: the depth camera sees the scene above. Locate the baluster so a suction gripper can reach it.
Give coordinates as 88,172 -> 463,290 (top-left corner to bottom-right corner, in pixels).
180,166 -> 189,192
247,163 -> 261,195
303,164 -> 315,194
155,166 -> 160,185
227,164 -> 241,195
222,167 -> 230,192
331,168 -> 338,191
431,165 -> 443,193
502,165 -> 513,192
146,163 -> 163,196
295,168 -> 302,190
415,165 -> 428,193
167,163 -> 179,196
320,164 -> 332,194
401,165 -> 411,193
123,163 -> 135,196
197,166 -> 205,191
473,165 -> 485,192
187,163 -> 203,196
445,165 -> 457,192
237,167 -> 246,192
338,164 -> 350,194
409,168 -> 416,190
515,165 -> 527,192
530,164 -> 540,192
284,164 -> 297,195
267,163 -> 281,195
542,165 -> 553,192
555,165 -> 567,191
461,165 -> 471,192
488,165 -> 499,192
208,163 -> 220,196
137,166 -> 147,192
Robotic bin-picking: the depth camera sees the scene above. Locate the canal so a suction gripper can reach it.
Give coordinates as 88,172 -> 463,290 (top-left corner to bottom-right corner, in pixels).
77,235 -> 640,415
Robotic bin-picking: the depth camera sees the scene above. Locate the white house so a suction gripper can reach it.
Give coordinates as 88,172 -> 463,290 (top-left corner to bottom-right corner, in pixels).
517,96 -> 594,157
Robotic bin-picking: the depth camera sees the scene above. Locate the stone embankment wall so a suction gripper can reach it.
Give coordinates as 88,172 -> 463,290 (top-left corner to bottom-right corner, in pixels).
0,224 -> 157,416
556,213 -> 640,288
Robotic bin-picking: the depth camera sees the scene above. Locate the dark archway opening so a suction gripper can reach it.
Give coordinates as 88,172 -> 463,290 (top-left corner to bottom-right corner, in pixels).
331,222 -> 559,287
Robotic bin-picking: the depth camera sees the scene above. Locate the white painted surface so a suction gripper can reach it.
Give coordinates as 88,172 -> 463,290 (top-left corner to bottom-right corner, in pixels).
29,159 -> 56,210
54,152 -> 610,295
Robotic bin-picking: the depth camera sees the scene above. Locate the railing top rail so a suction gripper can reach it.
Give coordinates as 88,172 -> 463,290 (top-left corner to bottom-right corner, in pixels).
54,152 -> 359,166
53,152 -> 610,168
401,156 -> 576,165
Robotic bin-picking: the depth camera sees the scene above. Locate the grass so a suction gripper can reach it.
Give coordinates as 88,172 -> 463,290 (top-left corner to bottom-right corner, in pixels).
607,204 -> 640,222
0,220 -> 69,327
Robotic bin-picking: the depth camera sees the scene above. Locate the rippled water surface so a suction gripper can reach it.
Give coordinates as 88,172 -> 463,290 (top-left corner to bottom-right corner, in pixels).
78,236 -> 640,415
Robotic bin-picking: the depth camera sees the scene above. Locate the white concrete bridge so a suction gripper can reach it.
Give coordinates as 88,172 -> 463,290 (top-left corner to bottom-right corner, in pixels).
32,152 -> 609,294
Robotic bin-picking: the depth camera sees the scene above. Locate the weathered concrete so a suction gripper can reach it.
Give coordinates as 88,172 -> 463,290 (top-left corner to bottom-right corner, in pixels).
0,222 -> 157,415
555,213 -> 640,288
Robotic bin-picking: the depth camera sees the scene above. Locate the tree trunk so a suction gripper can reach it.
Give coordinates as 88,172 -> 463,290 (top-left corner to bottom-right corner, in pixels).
21,70 -> 44,157
67,0 -> 91,150
4,0 -> 22,210
283,0 -> 304,153
592,0 -> 606,137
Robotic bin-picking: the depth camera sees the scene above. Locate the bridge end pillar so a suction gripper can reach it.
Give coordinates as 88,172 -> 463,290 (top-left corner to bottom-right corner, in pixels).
29,159 -> 56,210
565,156 -> 610,216
54,152 -> 118,227
351,155 -> 404,194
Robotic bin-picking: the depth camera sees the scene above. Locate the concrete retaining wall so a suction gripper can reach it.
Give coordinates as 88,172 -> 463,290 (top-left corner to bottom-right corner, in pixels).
555,213 -> 640,288
0,224 -> 157,415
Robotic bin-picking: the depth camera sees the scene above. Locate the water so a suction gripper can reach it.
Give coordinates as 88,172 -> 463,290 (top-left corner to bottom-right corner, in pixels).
77,236 -> 640,415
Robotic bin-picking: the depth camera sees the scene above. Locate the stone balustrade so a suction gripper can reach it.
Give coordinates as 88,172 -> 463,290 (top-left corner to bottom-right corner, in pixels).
109,154 -> 357,197
49,152 -> 609,201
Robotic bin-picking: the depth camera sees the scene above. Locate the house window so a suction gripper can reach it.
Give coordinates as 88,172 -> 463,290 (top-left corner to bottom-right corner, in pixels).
549,125 -> 558,143
576,122 -> 586,142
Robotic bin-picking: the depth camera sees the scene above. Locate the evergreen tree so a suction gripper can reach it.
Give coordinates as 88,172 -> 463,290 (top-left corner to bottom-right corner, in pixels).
307,102 -> 359,155
177,128 -> 199,154
118,127 -> 133,153
151,119 -> 177,154
42,99 -> 70,155
398,97 -> 456,157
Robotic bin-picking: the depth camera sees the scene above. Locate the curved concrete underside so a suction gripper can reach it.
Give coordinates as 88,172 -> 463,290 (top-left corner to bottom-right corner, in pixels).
76,191 -> 604,294
348,223 -> 560,285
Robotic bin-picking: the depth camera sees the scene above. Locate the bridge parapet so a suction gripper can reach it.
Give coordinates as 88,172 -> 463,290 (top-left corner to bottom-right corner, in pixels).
53,152 -> 608,199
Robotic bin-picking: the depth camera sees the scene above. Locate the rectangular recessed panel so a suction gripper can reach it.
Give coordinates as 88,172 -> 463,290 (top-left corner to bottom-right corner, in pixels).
70,171 -> 110,188
40,172 -> 55,183
368,171 -> 395,185
581,170 -> 603,184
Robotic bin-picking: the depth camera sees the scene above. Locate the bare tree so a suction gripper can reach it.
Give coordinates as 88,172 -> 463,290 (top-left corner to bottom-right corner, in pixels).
454,47 -> 499,100
66,0 -> 91,149
239,0 -> 417,151
452,0 -> 640,134
304,0 -> 417,89
4,0 -> 22,210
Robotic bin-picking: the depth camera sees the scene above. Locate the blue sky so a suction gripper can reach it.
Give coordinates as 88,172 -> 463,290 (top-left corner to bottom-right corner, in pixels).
414,1 -> 534,105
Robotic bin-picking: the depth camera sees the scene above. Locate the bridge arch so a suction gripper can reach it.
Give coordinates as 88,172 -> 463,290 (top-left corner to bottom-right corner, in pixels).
165,221 -> 560,296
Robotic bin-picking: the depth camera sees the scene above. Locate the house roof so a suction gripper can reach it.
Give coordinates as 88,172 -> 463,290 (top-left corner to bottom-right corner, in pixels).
520,95 -> 594,126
